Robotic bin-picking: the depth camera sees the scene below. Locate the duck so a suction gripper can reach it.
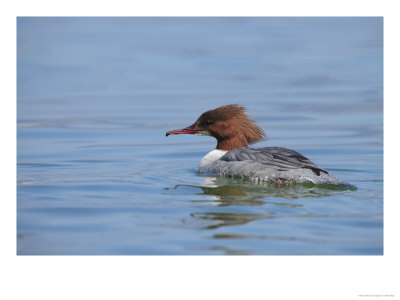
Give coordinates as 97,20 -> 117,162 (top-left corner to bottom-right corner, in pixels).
166,104 -> 355,188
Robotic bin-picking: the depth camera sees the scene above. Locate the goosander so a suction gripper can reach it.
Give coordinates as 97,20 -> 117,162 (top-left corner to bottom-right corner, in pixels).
166,104 -> 355,188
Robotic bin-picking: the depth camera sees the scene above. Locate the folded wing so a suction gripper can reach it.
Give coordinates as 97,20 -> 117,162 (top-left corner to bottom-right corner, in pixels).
220,147 -> 329,176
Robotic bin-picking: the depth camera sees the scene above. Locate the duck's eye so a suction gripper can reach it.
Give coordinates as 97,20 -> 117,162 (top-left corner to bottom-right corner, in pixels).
205,120 -> 213,126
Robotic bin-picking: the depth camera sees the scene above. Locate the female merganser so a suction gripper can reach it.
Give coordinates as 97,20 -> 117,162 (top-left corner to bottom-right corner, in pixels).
166,104 -> 355,188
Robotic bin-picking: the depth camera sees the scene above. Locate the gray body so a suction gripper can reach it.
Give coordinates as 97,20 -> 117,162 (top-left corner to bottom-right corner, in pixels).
199,147 -> 354,187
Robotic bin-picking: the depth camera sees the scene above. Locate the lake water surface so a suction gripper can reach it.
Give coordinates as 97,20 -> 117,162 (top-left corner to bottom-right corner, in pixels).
17,17 -> 383,255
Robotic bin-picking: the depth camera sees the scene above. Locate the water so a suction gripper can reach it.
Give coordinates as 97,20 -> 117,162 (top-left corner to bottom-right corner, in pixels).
17,17 -> 383,255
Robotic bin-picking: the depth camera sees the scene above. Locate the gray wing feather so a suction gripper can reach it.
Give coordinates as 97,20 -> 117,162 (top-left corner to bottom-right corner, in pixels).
220,147 -> 328,176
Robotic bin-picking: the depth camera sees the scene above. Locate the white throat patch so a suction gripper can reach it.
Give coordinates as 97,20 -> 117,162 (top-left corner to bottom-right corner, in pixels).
195,131 -> 211,136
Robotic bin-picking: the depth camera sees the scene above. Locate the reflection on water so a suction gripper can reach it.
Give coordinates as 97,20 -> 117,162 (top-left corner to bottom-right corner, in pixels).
186,245 -> 251,255
166,176 -> 339,202
165,176 -> 343,230
190,212 -> 274,230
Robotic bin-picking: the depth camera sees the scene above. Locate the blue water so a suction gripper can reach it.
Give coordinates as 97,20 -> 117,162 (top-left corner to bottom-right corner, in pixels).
17,17 -> 383,255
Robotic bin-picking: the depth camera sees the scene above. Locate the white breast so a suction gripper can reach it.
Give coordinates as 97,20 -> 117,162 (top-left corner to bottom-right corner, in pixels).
199,150 -> 227,173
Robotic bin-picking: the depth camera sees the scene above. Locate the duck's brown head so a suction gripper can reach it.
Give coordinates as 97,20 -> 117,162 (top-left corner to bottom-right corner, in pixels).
166,104 -> 266,151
